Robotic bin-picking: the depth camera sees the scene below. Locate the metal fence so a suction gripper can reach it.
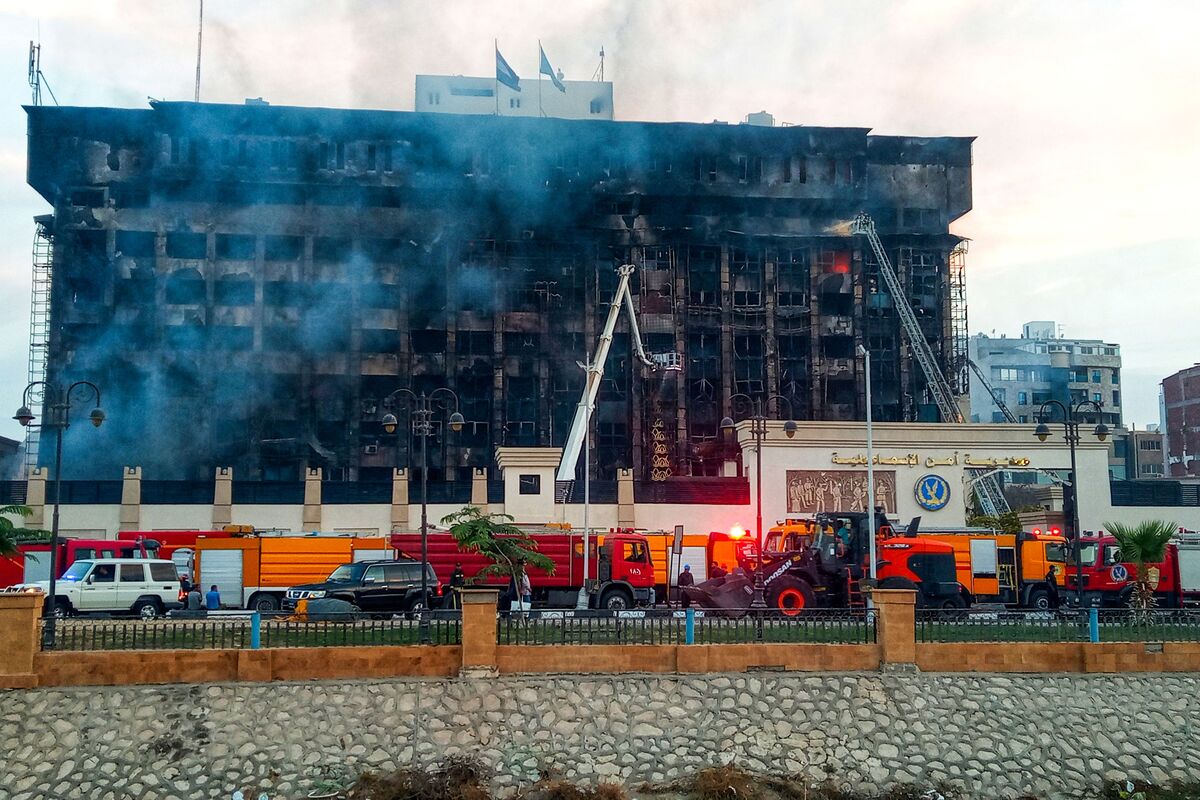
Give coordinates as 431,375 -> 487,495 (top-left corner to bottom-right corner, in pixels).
42,610 -> 462,652
497,609 -> 876,646
1095,609 -> 1200,642
917,610 -> 1088,642
917,609 -> 1200,643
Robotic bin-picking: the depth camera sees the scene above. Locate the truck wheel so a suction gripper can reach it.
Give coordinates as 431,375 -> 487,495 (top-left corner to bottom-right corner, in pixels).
938,594 -> 966,610
51,598 -> 73,619
133,598 -> 163,620
1027,588 -> 1052,611
250,593 -> 280,612
768,577 -> 815,616
599,588 -> 632,610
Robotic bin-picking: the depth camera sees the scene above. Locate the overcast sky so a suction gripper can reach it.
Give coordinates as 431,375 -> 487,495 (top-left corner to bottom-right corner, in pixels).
0,0 -> 1196,443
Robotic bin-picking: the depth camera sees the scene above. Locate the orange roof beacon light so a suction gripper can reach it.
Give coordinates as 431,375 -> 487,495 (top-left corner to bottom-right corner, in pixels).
729,525 -> 747,539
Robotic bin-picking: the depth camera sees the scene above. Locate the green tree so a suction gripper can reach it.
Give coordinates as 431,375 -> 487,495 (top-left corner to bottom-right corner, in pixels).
1106,519 -> 1177,617
0,505 -> 34,561
967,510 -> 1024,536
441,507 -> 556,598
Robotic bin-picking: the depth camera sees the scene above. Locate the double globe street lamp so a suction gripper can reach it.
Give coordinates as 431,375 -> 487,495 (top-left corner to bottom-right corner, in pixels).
14,380 -> 105,647
721,394 -> 797,610
1033,399 -> 1109,608
380,388 -> 463,638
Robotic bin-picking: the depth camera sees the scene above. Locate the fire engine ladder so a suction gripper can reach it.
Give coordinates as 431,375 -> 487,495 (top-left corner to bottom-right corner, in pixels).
851,213 -> 1010,517
968,359 -> 1017,423
23,220 -> 53,477
556,264 -> 681,482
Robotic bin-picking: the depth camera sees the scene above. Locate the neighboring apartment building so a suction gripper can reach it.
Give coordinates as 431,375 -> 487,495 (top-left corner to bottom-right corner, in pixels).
415,75 -> 614,120
25,100 -> 972,482
968,321 -> 1122,427
1162,364 -> 1200,478
1109,426 -> 1165,480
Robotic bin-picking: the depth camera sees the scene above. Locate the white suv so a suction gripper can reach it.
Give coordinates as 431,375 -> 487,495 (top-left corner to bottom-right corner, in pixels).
27,558 -> 183,619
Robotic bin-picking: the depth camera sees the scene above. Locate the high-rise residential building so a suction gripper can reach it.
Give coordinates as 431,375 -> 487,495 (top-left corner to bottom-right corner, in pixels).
25,100 -> 972,481
1162,364 -> 1200,478
968,322 -> 1122,427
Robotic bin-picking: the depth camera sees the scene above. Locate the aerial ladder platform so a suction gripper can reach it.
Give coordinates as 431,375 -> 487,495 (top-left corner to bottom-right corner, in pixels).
556,264 -> 681,482
850,214 -> 1011,516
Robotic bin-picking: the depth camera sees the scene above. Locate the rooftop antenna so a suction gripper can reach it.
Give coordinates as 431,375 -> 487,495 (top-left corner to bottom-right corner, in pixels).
27,40 -> 59,107
592,46 -> 605,82
194,0 -> 204,102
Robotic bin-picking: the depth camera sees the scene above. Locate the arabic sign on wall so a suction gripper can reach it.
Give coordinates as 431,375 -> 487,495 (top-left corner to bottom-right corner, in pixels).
829,452 -> 1032,469
786,470 -> 897,514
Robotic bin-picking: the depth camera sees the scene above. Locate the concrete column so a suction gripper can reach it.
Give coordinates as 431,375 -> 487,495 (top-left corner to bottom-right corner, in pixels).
460,588 -> 499,677
212,467 -> 233,527
118,466 -> 141,531
470,468 -> 488,510
617,468 -> 635,528
0,593 -> 43,688
871,588 -> 917,666
391,468 -> 410,532
303,468 -> 322,530
25,467 -> 47,529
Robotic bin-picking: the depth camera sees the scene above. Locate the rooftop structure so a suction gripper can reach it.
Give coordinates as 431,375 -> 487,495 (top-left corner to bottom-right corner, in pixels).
415,74 -> 614,120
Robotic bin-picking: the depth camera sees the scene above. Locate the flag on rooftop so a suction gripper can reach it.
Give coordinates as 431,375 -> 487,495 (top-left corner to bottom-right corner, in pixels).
496,46 -> 521,92
539,43 -> 566,93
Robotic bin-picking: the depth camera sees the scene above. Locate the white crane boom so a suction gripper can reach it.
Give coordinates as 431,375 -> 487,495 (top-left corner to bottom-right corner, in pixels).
556,264 -> 680,482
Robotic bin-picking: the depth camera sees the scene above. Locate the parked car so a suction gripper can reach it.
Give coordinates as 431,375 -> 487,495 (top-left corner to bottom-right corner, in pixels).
20,558 -> 184,619
283,560 -> 439,614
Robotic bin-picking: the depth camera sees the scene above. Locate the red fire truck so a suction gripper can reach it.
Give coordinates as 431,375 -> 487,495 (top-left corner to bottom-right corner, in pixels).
1065,530 -> 1200,608
390,530 -> 657,609
0,537 -> 158,589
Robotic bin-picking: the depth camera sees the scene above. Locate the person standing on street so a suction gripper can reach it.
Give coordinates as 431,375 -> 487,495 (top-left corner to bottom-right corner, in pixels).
448,562 -> 466,609
205,584 -> 221,610
677,564 -> 694,608
519,565 -> 533,609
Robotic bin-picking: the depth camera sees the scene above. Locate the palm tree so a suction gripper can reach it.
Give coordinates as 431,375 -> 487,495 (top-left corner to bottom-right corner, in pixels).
442,506 -> 555,604
0,505 -> 33,561
1106,519 -> 1177,618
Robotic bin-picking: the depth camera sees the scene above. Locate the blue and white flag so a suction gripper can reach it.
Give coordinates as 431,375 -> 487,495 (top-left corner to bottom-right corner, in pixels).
539,44 -> 566,93
496,46 -> 521,92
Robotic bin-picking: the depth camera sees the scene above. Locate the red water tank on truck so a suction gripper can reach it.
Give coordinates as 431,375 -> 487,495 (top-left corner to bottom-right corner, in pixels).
390,530 -> 656,609
0,537 -> 158,589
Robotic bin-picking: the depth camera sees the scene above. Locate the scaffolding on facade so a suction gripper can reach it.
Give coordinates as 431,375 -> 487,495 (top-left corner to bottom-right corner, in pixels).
949,241 -> 970,396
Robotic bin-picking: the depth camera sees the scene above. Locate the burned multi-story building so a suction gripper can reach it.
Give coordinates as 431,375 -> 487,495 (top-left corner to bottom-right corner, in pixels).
25,101 -> 972,481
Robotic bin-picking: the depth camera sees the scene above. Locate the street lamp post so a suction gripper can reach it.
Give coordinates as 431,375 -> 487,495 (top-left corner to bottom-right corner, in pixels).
857,345 -> 877,591
381,388 -> 464,640
721,394 -> 797,610
1034,399 -> 1109,608
14,380 -> 105,648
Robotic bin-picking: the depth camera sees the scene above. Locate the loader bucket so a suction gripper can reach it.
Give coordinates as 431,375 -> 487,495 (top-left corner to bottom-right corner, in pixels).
680,575 -> 755,618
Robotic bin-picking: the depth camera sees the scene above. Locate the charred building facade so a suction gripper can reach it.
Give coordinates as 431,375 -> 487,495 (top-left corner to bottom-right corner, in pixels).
25,102 -> 972,481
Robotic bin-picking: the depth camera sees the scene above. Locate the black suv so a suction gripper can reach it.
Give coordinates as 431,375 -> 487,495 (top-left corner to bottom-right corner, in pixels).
283,560 -> 438,614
